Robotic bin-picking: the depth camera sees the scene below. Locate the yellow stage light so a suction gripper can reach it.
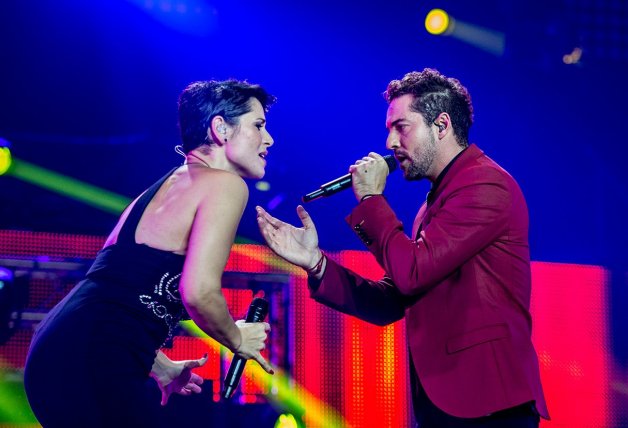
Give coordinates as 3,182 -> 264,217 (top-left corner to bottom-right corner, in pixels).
424,9 -> 505,56
274,413 -> 299,428
425,8 -> 450,35
0,147 -> 12,176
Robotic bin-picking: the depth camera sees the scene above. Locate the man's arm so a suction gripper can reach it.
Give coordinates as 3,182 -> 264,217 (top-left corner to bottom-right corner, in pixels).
309,257 -> 407,326
256,204 -> 407,325
348,171 -> 512,297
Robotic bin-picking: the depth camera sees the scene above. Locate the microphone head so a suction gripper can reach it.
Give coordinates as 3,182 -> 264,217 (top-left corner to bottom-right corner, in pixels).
301,154 -> 398,203
382,154 -> 398,173
245,297 -> 269,322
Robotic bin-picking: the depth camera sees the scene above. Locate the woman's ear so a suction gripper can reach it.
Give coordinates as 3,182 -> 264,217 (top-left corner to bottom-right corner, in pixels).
208,116 -> 228,145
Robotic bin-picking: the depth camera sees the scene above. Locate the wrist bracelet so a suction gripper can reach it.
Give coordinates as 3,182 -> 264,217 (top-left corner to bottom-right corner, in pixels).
305,253 -> 326,276
360,194 -> 378,202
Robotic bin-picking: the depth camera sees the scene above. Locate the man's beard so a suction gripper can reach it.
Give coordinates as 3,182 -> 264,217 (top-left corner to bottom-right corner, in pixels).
404,132 -> 436,181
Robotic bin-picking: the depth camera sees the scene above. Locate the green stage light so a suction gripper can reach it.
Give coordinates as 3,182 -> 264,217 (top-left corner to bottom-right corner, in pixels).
7,159 -> 131,215
2,158 -> 259,244
180,320 -> 347,427
255,180 -> 271,192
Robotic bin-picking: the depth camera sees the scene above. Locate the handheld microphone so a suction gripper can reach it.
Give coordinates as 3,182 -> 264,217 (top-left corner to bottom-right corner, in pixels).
302,155 -> 398,203
222,297 -> 269,399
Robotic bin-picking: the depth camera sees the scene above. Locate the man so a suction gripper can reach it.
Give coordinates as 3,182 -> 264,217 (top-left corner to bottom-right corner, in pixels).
257,68 -> 549,427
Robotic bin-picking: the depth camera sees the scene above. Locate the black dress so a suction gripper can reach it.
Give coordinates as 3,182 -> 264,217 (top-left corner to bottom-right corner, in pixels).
24,169 -> 191,428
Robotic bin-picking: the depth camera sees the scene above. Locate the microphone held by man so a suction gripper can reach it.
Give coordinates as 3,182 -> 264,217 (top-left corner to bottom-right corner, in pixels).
302,154 -> 398,202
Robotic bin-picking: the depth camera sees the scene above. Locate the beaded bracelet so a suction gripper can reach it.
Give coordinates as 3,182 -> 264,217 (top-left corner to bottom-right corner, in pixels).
304,253 -> 326,276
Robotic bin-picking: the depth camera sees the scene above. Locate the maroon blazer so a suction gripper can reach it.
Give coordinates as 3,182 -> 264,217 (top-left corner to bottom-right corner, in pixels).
310,145 -> 549,419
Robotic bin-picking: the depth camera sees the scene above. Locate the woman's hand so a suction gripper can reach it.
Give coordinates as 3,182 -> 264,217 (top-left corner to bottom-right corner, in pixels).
150,351 -> 208,406
234,320 -> 274,374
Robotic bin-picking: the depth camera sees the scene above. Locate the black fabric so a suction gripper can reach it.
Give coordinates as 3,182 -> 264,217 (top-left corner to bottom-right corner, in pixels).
409,357 -> 540,428
425,146 -> 467,206
24,168 -> 189,428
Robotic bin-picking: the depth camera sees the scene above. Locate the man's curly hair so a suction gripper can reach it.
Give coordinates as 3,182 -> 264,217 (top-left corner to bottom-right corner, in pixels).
384,68 -> 474,147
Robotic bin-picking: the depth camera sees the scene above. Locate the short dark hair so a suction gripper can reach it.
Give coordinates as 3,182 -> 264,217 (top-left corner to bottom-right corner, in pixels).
384,68 -> 474,147
178,79 -> 276,152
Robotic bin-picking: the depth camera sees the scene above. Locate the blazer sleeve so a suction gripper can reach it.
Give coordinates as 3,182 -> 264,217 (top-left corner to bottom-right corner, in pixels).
309,257 -> 407,326
346,169 -> 512,297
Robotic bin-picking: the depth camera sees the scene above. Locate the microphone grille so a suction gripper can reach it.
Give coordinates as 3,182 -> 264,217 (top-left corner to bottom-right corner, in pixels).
245,297 -> 269,322
383,155 -> 398,173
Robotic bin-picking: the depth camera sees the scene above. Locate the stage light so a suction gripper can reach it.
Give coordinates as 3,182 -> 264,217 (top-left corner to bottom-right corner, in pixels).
274,413 -> 299,428
267,194 -> 285,210
0,267 -> 16,345
180,320 -> 347,427
563,47 -> 583,65
4,155 -> 258,246
0,138 -> 12,176
125,0 -> 217,36
424,9 -> 505,56
425,9 -> 451,35
7,159 -> 131,215
0,267 -> 13,290
255,181 -> 271,192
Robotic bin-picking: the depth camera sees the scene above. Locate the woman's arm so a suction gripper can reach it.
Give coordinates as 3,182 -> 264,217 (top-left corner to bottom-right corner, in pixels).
178,170 -> 272,373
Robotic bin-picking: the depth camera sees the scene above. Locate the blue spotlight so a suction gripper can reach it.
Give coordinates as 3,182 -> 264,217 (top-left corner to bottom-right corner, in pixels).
126,0 -> 218,36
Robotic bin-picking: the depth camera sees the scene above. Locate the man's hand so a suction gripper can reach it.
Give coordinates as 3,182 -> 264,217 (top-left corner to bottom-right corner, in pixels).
349,152 -> 390,202
256,205 -> 322,271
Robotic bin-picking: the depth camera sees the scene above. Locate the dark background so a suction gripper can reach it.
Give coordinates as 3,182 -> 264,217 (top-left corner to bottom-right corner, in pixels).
1,0 -> 626,269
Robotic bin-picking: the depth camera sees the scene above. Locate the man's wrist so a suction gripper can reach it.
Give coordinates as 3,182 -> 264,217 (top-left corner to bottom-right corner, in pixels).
360,194 -> 378,202
304,252 -> 326,276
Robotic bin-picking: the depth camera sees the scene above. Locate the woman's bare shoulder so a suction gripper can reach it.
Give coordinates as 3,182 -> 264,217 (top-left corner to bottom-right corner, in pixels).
190,168 -> 249,202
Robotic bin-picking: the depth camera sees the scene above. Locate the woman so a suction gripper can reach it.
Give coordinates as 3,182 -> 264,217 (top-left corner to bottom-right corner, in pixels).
24,79 -> 275,427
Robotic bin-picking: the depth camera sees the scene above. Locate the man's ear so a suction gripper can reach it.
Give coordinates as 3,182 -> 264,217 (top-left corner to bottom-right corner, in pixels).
433,112 -> 451,137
